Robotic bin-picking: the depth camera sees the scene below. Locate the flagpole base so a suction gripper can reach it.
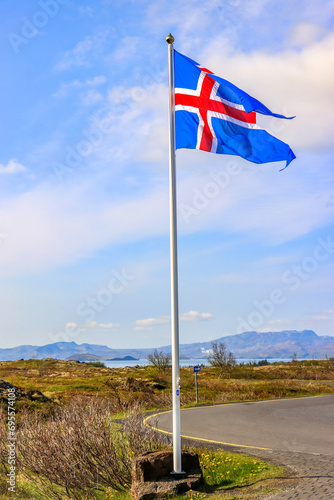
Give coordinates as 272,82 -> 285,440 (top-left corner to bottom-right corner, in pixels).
170,471 -> 186,479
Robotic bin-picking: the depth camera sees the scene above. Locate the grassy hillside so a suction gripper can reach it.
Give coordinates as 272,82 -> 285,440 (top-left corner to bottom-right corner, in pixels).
0,358 -> 333,411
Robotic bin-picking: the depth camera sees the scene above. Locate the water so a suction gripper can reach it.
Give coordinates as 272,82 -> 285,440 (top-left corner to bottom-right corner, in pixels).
104,358 -> 208,369
103,358 -> 293,369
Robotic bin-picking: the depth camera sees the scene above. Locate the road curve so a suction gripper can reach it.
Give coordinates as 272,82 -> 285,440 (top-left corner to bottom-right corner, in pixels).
146,395 -> 334,456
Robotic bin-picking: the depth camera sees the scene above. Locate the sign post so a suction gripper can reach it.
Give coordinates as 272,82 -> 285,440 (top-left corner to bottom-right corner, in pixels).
194,365 -> 201,403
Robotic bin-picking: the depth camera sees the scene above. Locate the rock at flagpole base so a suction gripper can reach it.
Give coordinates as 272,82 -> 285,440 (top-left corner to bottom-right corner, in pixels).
131,450 -> 203,499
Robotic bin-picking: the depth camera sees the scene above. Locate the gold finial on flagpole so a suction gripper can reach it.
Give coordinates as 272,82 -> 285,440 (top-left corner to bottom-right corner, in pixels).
166,33 -> 175,44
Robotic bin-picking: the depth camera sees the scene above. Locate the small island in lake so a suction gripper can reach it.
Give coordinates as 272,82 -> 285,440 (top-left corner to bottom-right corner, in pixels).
67,354 -> 139,362
105,356 -> 139,361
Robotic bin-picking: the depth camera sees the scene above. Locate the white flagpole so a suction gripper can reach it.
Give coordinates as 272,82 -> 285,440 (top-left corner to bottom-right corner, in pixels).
166,33 -> 183,475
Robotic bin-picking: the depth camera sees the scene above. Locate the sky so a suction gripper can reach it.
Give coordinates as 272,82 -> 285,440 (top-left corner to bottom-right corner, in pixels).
1,0 -> 334,350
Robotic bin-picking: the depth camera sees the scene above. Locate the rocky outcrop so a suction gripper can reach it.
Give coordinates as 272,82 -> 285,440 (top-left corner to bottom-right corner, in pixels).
0,379 -> 49,402
0,379 -> 25,400
131,450 -> 203,499
25,390 -> 50,402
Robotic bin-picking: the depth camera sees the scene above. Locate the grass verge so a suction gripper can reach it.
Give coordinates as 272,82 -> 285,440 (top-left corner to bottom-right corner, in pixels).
198,448 -> 285,493
0,448 -> 286,499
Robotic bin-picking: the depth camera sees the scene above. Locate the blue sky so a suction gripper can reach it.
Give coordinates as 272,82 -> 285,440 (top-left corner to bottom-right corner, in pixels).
1,0 -> 334,350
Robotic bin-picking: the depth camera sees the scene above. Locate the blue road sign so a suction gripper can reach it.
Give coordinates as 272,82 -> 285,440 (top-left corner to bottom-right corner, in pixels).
194,365 -> 201,373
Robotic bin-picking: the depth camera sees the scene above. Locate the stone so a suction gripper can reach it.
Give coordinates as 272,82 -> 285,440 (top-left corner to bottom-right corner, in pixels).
131,450 -> 203,500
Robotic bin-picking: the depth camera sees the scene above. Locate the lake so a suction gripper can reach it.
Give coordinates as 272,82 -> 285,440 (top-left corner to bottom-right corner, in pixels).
104,358 -> 293,369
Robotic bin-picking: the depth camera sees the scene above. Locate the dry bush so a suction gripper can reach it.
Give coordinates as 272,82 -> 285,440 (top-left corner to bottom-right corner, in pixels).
17,396 -> 169,499
255,360 -> 334,381
208,341 -> 236,378
105,377 -> 194,411
0,405 -> 9,474
0,405 -> 11,498
146,389 -> 193,408
121,403 -> 170,455
106,379 -> 163,411
147,350 -> 171,373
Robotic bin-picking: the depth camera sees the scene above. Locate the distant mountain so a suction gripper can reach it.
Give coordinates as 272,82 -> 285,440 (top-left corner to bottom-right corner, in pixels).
0,330 -> 333,361
177,330 -> 334,359
0,340 -> 152,362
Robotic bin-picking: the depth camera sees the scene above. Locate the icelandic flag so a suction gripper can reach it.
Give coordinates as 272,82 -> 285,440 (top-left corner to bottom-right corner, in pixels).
174,50 -> 296,168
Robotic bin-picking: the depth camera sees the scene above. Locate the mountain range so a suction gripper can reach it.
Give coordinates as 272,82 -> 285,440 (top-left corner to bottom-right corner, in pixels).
1,330 -> 334,361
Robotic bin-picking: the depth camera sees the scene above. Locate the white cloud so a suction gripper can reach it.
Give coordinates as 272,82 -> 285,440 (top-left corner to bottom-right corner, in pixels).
175,161 -> 334,245
55,37 -> 94,70
53,76 -> 106,103
53,80 -> 82,98
0,181 -> 169,276
86,76 -> 107,86
1,148 -> 332,276
81,90 -> 103,106
98,323 -> 119,329
133,310 -> 213,330
289,23 -> 328,47
112,36 -> 140,62
134,316 -> 170,328
0,159 -> 27,174
180,311 -> 213,322
65,321 -> 119,332
65,322 -> 77,329
78,6 -> 94,17
90,82 -> 168,167
55,33 -> 109,70
86,321 -> 98,328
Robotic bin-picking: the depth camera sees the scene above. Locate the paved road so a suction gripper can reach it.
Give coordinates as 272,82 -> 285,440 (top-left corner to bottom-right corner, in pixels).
146,395 -> 334,499
151,395 -> 334,455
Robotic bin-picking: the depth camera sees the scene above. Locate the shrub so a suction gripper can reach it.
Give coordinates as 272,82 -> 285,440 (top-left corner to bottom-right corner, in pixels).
147,350 -> 171,373
87,361 -> 106,368
0,406 -> 8,474
208,341 -> 236,377
17,397 -> 169,499
257,359 -> 269,366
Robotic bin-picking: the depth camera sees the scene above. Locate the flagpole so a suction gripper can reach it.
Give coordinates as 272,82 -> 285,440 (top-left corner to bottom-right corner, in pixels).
166,33 -> 183,475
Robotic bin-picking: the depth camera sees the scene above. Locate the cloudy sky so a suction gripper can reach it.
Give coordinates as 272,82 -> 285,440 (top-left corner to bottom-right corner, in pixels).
1,0 -> 333,350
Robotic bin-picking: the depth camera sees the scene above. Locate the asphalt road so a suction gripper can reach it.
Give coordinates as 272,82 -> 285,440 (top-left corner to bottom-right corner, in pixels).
148,395 -> 334,456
